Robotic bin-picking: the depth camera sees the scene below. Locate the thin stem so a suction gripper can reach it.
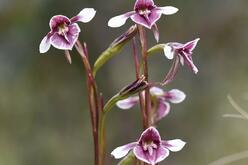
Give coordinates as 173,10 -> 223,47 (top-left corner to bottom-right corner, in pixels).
132,37 -> 140,78
99,113 -> 106,165
138,25 -> 151,127
99,94 -> 120,165
132,37 -> 147,129
75,41 -> 99,165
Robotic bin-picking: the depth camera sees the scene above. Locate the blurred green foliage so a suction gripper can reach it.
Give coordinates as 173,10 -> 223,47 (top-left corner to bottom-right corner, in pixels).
0,0 -> 248,164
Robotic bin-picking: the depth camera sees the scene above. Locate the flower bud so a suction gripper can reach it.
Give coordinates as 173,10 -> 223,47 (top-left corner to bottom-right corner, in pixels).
119,75 -> 148,98
93,25 -> 138,76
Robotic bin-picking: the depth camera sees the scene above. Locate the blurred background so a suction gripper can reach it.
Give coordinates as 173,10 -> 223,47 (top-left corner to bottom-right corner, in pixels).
0,0 -> 248,164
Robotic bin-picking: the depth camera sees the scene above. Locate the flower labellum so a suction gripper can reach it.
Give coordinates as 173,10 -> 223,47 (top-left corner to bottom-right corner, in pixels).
163,38 -> 200,74
111,127 -> 186,165
108,0 -> 178,42
116,87 -> 186,122
39,8 -> 96,54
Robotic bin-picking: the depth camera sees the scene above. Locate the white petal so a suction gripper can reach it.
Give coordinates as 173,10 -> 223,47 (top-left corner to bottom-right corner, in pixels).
162,139 -> 186,152
116,96 -> 139,109
156,101 -> 171,121
150,87 -> 164,96
77,8 -> 96,23
108,12 -> 133,28
158,6 -> 179,15
39,35 -> 51,53
111,142 -> 137,159
163,45 -> 174,59
167,89 -> 186,104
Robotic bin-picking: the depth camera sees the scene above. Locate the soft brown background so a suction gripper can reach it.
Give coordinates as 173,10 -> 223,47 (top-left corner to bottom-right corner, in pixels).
0,0 -> 248,164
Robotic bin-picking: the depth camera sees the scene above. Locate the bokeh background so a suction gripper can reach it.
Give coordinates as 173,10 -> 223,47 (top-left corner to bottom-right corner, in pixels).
0,0 -> 248,164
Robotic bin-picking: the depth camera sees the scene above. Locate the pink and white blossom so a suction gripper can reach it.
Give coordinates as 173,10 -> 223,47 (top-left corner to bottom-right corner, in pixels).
163,38 -> 200,74
108,0 -> 178,42
116,87 -> 186,121
39,8 -> 96,53
111,127 -> 186,165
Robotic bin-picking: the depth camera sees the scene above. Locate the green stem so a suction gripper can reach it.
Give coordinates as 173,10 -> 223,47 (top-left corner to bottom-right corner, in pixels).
147,44 -> 165,56
75,41 -> 99,165
99,94 -> 121,165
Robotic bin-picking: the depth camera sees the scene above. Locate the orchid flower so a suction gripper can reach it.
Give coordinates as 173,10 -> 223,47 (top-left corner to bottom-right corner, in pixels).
163,38 -> 200,74
111,127 -> 186,165
39,8 -> 96,54
108,0 -> 178,42
116,87 -> 186,121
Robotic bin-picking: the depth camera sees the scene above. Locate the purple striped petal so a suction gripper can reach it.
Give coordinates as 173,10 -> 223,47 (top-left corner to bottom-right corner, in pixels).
49,15 -> 71,31
156,101 -> 170,121
164,89 -> 186,104
131,10 -> 161,29
138,127 -> 161,144
116,96 -> 139,109
184,38 -> 200,52
50,23 -> 80,50
162,56 -> 180,86
162,139 -> 186,152
133,146 -> 151,164
111,142 -> 137,159
154,146 -> 170,164
148,9 -> 162,27
134,0 -> 155,10
181,51 -> 199,74
131,14 -> 151,28
133,145 -> 169,165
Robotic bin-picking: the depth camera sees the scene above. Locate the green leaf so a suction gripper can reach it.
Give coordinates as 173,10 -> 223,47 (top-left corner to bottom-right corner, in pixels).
93,25 -> 137,77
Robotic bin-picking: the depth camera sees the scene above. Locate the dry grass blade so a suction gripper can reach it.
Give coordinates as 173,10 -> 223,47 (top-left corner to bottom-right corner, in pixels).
223,95 -> 248,120
208,150 -> 248,165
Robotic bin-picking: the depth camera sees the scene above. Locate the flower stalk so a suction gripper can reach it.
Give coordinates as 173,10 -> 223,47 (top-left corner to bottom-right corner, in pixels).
75,40 -> 99,165
138,25 -> 151,128
132,38 -> 147,129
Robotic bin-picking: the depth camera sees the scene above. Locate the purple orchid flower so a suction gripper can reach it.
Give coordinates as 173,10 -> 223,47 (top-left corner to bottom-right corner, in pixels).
39,8 -> 96,54
116,87 -> 186,121
108,0 -> 178,42
108,0 -> 178,29
111,127 -> 186,165
163,38 -> 200,74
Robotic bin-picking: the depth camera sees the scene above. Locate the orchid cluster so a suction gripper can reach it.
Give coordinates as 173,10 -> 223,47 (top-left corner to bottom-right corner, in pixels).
39,0 -> 200,165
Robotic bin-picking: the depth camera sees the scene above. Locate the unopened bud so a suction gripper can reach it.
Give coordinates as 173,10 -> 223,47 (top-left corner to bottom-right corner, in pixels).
119,75 -> 148,98
93,25 -> 138,76
111,25 -> 137,47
